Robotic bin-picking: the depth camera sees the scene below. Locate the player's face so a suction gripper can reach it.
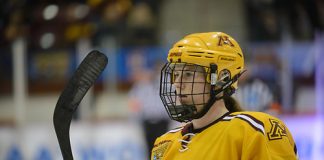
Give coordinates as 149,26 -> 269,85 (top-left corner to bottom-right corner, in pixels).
173,64 -> 210,112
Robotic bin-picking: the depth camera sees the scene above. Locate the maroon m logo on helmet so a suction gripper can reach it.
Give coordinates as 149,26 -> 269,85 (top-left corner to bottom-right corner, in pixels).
218,36 -> 235,47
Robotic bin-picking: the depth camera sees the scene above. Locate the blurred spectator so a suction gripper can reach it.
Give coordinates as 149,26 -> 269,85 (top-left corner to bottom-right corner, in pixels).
244,0 -> 281,41
235,63 -> 282,115
123,2 -> 157,46
245,0 -> 324,41
275,0 -> 324,39
92,0 -> 132,46
128,62 -> 170,159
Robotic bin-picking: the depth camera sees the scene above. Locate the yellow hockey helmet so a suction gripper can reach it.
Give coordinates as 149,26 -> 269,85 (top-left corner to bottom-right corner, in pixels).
159,32 -> 245,122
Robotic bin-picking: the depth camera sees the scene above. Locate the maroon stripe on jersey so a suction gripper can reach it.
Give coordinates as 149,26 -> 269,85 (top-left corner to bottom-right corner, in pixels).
240,113 -> 265,128
294,144 -> 298,155
221,113 -> 265,134
236,117 -> 265,134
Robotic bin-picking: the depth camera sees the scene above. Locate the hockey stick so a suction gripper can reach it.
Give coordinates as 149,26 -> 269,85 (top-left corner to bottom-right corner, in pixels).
53,50 -> 108,160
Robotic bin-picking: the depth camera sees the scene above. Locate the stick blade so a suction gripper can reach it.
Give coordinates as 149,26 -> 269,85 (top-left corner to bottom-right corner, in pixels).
53,50 -> 108,159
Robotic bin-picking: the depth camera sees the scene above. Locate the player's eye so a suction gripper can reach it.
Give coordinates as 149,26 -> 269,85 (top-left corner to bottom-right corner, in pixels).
183,71 -> 194,78
174,72 -> 180,79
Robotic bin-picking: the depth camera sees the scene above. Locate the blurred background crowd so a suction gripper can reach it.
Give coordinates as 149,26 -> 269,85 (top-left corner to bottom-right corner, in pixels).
0,0 -> 323,159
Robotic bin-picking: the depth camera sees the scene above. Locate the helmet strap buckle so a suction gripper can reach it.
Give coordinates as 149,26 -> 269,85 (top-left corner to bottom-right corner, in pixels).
209,63 -> 218,97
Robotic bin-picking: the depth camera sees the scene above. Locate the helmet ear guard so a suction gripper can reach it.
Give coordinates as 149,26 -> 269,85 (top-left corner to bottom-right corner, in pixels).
214,69 -> 246,99
210,63 -> 243,99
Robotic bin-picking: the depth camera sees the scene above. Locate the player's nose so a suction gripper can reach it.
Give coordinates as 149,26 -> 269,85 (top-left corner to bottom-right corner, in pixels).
174,76 -> 184,90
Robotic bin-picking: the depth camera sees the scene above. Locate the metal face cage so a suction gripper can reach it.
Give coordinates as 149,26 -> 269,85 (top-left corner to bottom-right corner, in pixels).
159,62 -> 211,122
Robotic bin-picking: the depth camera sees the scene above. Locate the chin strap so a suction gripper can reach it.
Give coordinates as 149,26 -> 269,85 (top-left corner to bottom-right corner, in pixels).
216,69 -> 246,99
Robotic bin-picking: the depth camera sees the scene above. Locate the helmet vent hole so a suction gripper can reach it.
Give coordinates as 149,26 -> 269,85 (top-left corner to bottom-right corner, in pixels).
237,67 -> 241,69
187,51 -> 204,53
237,52 -> 242,57
188,55 -> 202,57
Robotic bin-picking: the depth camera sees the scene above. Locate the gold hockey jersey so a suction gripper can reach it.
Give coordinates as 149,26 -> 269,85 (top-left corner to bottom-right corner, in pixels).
151,112 -> 298,160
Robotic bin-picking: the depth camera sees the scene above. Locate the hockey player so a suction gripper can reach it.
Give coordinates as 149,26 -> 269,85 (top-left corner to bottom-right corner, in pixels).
152,32 -> 298,160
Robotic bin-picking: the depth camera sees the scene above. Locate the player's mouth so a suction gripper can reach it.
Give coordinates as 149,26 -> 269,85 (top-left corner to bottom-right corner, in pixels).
178,94 -> 188,98
177,95 -> 190,104
177,94 -> 188,101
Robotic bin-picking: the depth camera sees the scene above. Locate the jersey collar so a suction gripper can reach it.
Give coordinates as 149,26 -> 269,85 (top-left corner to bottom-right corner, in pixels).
181,112 -> 231,135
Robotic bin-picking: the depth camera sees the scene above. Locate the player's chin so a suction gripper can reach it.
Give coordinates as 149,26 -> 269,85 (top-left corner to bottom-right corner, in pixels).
181,100 -> 196,107
194,104 -> 205,112
176,97 -> 189,106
